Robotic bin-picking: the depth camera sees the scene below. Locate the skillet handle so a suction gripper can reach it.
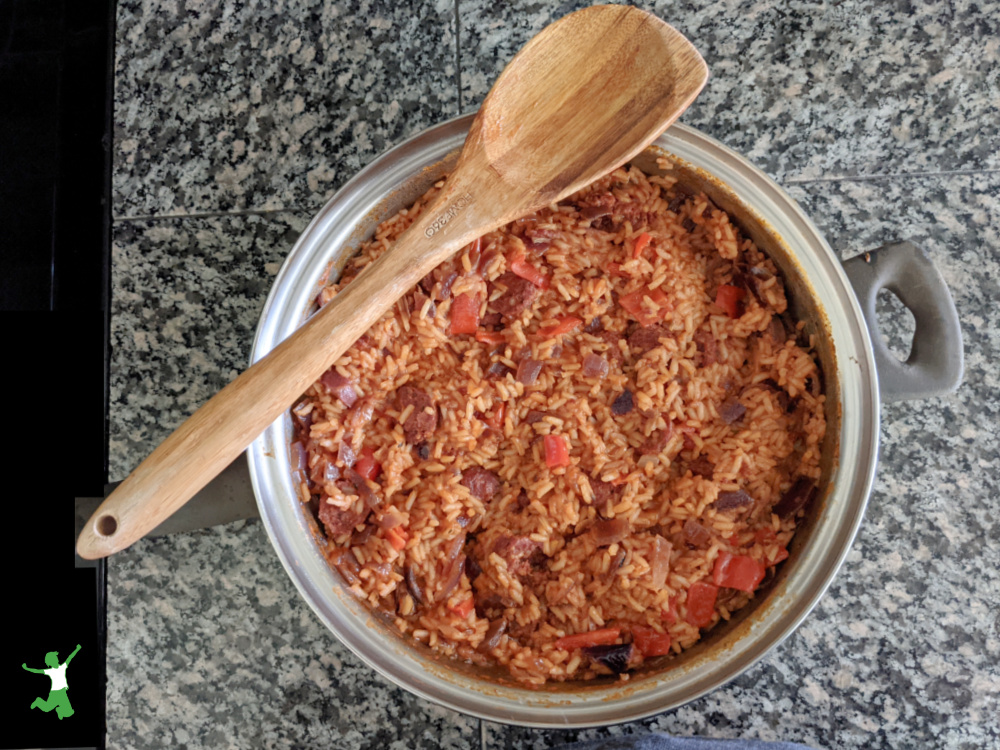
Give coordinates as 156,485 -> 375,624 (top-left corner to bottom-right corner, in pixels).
842,241 -> 963,403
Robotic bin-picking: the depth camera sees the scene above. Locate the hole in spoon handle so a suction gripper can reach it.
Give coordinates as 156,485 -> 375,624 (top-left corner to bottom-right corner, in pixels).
97,515 -> 118,537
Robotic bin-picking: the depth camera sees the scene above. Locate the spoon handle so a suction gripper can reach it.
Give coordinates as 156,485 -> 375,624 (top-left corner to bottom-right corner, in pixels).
77,169 -> 498,559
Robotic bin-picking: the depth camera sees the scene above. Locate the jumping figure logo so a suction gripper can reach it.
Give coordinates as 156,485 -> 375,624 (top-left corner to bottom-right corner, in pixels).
22,644 -> 81,720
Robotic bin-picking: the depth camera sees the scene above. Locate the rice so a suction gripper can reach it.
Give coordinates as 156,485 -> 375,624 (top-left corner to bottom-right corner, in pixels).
291,163 -> 827,686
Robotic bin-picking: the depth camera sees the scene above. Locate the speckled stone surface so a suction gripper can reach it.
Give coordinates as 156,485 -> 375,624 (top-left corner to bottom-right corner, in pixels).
109,212 -> 311,476
106,519 -> 480,749
108,1 -> 1000,748
113,0 -> 458,218
462,0 -> 1000,183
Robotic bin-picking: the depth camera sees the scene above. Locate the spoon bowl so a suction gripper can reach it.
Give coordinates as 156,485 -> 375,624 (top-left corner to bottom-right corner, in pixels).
473,4 -> 707,202
77,4 -> 708,560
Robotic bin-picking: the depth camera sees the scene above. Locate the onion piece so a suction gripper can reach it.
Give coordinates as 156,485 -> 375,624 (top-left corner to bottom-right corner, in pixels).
290,441 -> 307,477
809,369 -> 823,396
437,554 -> 466,602
405,565 -> 425,605
773,477 -> 816,519
593,518 -> 629,546
436,534 -> 467,601
347,398 -> 376,431
743,265 -> 773,302
683,519 -> 712,548
603,547 -> 627,581
321,368 -> 359,408
477,249 -> 498,275
329,548 -> 361,585
582,353 -> 609,379
412,291 -> 436,320
486,361 -> 513,380
719,398 -> 746,424
479,619 -> 508,652
444,533 -> 467,564
464,554 -> 482,582
715,489 -> 753,511
374,508 -> 403,529
516,358 -> 543,385
439,271 -> 458,300
611,390 -> 634,416
650,535 -> 672,589
582,643 -> 634,673
528,240 -> 551,254
581,204 -> 613,219
346,467 -> 381,512
768,316 -> 787,345
309,456 -> 337,487
467,238 -> 482,269
757,378 -> 791,411
350,523 -> 376,547
292,401 -> 314,437
337,441 -> 356,468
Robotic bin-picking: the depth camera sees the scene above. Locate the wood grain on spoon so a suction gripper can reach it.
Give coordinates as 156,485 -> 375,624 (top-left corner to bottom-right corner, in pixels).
77,4 -> 708,559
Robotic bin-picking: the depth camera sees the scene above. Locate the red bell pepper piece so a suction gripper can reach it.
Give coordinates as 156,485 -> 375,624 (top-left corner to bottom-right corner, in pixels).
354,447 -> 380,481
485,401 -> 505,430
451,596 -> 475,619
474,330 -> 506,347
538,316 -> 582,337
509,247 -> 550,289
631,232 -> 652,260
768,547 -> 789,565
754,527 -> 777,544
712,551 -> 766,592
449,292 -> 481,335
607,261 -> 629,278
544,434 -> 571,468
619,285 -> 671,327
386,526 -> 409,551
632,624 -> 672,657
685,582 -> 719,627
715,284 -> 746,318
662,596 -> 679,626
553,627 -> 621,651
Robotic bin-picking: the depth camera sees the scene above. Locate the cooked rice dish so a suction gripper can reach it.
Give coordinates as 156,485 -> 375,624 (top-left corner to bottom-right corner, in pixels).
290,160 -> 826,685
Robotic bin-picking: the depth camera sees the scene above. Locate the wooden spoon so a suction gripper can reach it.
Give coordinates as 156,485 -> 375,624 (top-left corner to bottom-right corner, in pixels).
77,4 -> 707,559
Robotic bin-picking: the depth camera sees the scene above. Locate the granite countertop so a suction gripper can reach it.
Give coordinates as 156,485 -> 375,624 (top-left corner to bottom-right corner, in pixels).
108,1 -> 1000,748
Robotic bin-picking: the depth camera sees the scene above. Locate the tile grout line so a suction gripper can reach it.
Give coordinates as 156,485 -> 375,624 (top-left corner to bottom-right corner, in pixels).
454,0 -> 463,115
784,167 -> 1000,185
111,168 -> 1000,224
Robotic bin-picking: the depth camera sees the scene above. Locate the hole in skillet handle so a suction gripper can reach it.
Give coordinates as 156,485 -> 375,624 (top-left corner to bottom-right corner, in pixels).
875,288 -> 915,362
842,240 -> 964,403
